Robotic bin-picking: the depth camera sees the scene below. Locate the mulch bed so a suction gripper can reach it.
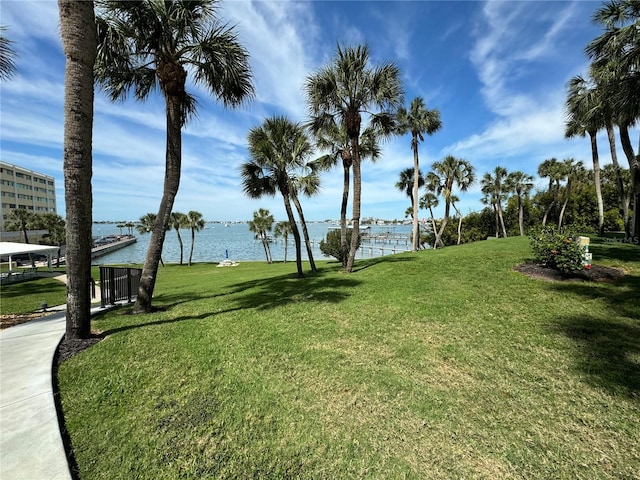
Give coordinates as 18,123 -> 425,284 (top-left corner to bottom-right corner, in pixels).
0,312 -> 49,330
55,335 -> 104,365
514,262 -> 626,283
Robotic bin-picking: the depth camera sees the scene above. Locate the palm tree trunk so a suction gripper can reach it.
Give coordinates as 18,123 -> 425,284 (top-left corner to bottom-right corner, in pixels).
282,194 -> 303,277
457,216 -> 463,245
134,94 -> 182,313
493,204 -> 499,238
283,234 -> 288,262
498,203 -> 508,238
59,0 -> 96,339
340,159 -> 350,268
346,136 -> 361,272
558,181 -> 572,229
589,130 -> 604,235
412,139 -> 420,252
607,123 -> 630,234
518,196 -> 525,236
260,234 -> 271,263
619,124 -> 640,238
176,229 -> 184,265
188,228 -> 195,266
291,193 -> 316,272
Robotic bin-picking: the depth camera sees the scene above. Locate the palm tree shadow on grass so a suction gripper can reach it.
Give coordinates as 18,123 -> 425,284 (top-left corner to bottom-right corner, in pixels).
551,314 -> 640,398
99,268 -> 364,335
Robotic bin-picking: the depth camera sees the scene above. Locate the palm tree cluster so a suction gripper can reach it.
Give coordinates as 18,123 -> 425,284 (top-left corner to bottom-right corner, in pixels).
566,0 -> 639,237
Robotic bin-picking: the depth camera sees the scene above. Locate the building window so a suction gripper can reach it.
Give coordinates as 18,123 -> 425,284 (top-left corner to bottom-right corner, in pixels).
15,172 -> 24,178
9,204 -> 15,208
47,181 -> 54,186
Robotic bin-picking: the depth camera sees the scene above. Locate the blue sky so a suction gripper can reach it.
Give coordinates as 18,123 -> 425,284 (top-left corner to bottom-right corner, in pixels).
0,0 -> 628,222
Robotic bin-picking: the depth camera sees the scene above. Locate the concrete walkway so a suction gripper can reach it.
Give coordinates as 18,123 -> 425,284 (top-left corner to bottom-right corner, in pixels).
0,309 -> 72,479
1,275 -> 110,479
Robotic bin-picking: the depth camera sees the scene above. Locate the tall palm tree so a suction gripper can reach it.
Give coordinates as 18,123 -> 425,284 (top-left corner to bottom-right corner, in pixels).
395,167 -> 425,209
587,0 -> 640,237
506,171 -> 534,236
274,221 -> 291,262
248,209 -> 274,264
537,157 -> 564,226
590,63 -> 631,234
311,120 -> 381,268
0,26 -> 17,81
565,74 -> 605,234
306,44 -> 403,272
419,191 -> 439,247
426,155 -> 475,248
185,210 -> 205,266
290,170 -> 320,272
396,97 -> 442,251
558,158 -> 586,229
169,212 -> 187,265
396,167 -> 424,247
480,167 -> 509,238
241,116 -> 314,277
58,0 -> 96,339
95,0 -> 253,313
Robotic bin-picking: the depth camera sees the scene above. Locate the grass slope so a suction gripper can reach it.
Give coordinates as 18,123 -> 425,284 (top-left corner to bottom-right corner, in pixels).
58,237 -> 640,479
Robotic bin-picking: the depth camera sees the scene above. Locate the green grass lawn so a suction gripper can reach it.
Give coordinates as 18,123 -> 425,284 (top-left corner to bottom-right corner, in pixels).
58,237 -> 640,479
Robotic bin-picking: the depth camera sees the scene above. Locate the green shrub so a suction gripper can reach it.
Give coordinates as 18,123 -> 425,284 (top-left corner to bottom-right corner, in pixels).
530,226 -> 586,274
319,228 -> 360,262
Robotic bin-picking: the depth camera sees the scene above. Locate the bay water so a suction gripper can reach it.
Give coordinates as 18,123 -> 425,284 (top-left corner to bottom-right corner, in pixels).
92,222 -> 415,265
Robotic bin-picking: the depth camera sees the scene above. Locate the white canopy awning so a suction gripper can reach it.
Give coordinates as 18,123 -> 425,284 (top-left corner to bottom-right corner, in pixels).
0,242 -> 58,271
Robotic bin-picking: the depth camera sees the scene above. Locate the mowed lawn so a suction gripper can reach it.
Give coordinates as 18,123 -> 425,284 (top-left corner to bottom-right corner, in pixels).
58,236 -> 640,479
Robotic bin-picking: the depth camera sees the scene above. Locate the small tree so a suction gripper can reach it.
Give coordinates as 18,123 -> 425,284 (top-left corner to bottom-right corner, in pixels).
248,209 -> 274,263
274,221 -> 291,262
185,210 -> 205,266
320,229 -> 360,263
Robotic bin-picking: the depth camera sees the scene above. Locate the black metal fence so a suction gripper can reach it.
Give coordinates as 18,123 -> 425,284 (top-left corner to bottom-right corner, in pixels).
99,266 -> 142,308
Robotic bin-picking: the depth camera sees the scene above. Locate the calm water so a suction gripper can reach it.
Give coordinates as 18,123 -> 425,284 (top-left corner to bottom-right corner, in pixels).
92,222 -> 415,265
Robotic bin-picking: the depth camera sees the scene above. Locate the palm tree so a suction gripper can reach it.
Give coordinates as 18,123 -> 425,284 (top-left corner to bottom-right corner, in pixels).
419,191 -> 439,247
586,62 -> 632,234
538,157 -> 564,226
565,74 -> 605,234
449,194 -> 464,245
125,222 -> 135,236
396,167 -> 424,246
311,120 -> 381,268
169,212 -> 187,265
480,167 -> 509,238
241,116 -> 314,277
248,209 -> 274,264
36,213 -> 66,267
95,0 -> 253,313
558,158 -> 586,229
396,97 -> 442,251
58,0 -> 96,339
185,210 -> 205,266
0,26 -> 17,81
506,171 -> 534,236
274,221 -> 291,262
306,44 -> 403,272
136,213 -> 156,235
587,0 -> 640,237
137,213 -> 165,266
395,167 -> 425,209
5,208 -> 36,243
290,171 -> 320,272
426,155 -> 475,248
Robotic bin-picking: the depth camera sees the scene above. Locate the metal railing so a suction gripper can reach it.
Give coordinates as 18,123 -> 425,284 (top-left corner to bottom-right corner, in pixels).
99,266 -> 142,307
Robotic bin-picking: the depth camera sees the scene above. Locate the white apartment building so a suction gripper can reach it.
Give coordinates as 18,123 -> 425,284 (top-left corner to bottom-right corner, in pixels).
0,161 -> 57,238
